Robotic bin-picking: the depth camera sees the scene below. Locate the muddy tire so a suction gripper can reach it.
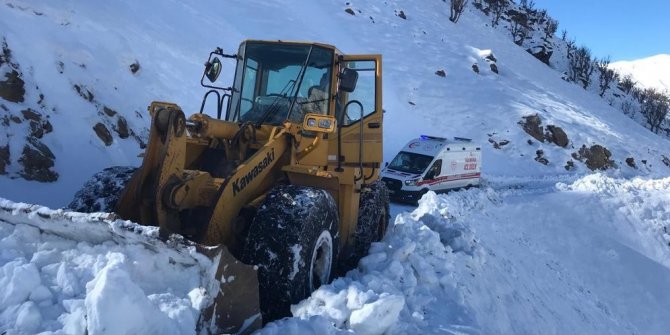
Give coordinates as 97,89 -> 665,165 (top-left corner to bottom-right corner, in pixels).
342,180 -> 390,271
242,185 -> 340,322
67,166 -> 137,213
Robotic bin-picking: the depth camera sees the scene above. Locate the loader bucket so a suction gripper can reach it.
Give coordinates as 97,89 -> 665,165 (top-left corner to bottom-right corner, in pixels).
197,245 -> 262,334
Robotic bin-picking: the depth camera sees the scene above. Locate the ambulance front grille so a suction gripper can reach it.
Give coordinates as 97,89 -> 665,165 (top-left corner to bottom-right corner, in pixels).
381,177 -> 402,192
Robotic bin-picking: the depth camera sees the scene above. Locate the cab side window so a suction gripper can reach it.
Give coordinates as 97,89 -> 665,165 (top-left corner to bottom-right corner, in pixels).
425,159 -> 442,180
341,60 -> 376,125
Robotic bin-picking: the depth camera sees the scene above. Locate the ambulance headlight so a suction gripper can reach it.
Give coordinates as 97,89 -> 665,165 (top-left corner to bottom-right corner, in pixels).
404,178 -> 419,186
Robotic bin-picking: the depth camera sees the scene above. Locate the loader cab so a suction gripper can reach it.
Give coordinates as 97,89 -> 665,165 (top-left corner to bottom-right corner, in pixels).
227,41 -> 336,126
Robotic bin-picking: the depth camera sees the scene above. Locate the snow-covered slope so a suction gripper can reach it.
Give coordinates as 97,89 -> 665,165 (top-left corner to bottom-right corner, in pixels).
1,0 -> 669,207
1,0 -> 670,334
611,54 -> 670,92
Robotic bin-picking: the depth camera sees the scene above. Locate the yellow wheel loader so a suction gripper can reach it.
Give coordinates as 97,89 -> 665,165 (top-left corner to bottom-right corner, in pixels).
68,40 -> 389,333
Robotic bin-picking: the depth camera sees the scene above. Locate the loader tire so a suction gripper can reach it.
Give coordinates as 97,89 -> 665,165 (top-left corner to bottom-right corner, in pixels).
242,185 -> 339,322
68,166 -> 137,213
341,180 -> 390,272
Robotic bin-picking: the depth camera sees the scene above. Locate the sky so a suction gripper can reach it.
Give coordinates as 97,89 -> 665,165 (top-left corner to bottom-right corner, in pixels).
535,0 -> 670,61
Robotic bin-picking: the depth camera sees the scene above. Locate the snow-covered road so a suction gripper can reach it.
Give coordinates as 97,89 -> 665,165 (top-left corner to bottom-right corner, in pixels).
262,174 -> 670,335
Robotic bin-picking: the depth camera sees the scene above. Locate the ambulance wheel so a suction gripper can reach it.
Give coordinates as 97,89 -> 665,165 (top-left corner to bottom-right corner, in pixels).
242,185 -> 340,322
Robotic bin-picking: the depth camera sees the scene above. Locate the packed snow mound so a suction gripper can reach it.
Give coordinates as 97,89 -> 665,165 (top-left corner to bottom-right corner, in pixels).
559,174 -> 670,267
258,190 -> 491,335
0,199 -> 214,335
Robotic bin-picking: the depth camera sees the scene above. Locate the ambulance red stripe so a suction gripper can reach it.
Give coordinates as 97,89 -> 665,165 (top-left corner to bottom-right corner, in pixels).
416,172 -> 481,186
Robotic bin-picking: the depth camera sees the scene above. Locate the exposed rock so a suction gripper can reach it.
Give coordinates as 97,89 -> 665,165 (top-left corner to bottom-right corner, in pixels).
43,120 -> 53,134
490,63 -> 499,74
103,106 -> 118,117
641,160 -> 647,165
526,45 -> 553,65
472,64 -> 479,74
0,145 -> 9,174
345,8 -> 355,15
527,139 -> 533,145
10,115 -> 22,124
115,116 -> 129,139
396,10 -> 407,20
572,144 -> 615,171
535,149 -> 549,165
625,157 -> 636,168
564,160 -> 575,171
488,138 -> 509,149
21,108 -> 41,121
74,84 -> 94,102
129,61 -> 141,74
0,39 -> 10,66
94,123 -> 113,146
18,138 -> 58,182
663,155 -> 670,168
485,53 -> 497,63
29,121 -> 44,139
0,70 -> 25,103
545,125 -> 568,147
435,69 -> 446,77
519,114 -> 544,142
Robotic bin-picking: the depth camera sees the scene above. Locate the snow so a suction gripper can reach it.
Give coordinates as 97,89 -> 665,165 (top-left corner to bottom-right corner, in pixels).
0,0 -> 669,334
289,244 -> 303,281
0,200 -> 215,334
611,54 -> 670,92
274,177 -> 670,334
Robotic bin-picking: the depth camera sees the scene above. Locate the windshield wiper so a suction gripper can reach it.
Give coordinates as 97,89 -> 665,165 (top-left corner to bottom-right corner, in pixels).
255,46 -> 314,127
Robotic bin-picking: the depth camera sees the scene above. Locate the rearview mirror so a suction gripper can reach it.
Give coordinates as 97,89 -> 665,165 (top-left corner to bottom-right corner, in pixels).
339,68 -> 358,93
205,57 -> 222,83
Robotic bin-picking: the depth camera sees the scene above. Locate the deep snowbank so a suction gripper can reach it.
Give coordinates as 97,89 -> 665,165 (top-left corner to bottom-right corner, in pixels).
0,200 -> 214,334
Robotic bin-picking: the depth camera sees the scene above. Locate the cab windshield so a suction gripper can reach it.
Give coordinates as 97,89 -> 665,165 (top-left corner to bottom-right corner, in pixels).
229,42 -> 334,125
387,151 -> 434,175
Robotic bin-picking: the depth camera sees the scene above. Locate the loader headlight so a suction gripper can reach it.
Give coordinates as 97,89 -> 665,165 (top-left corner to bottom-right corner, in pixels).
404,178 -> 420,186
307,118 -> 317,127
318,119 -> 332,129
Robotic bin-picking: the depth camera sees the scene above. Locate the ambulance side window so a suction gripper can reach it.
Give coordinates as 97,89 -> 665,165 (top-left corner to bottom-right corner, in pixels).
425,159 -> 442,180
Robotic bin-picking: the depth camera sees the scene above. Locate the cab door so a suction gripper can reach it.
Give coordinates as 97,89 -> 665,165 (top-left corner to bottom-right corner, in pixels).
329,55 -> 383,181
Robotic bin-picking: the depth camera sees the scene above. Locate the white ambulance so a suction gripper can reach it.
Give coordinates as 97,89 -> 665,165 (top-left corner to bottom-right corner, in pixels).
380,135 -> 482,203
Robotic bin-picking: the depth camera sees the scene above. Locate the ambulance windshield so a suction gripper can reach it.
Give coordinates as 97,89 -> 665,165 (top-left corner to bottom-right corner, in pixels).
387,151 -> 434,174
